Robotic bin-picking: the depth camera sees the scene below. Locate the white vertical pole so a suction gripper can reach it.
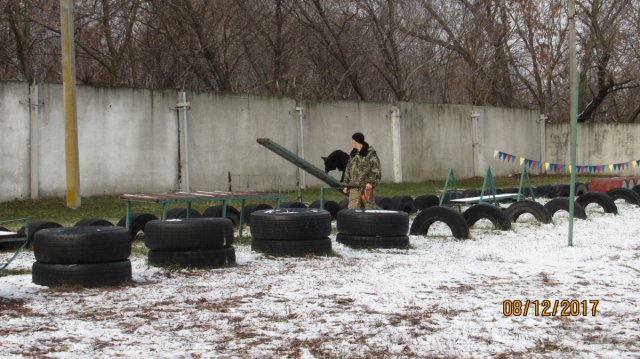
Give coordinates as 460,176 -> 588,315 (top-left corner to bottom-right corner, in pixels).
568,0 -> 578,247
296,104 -> 307,189
539,114 -> 547,174
391,106 -> 403,183
60,0 -> 80,208
29,82 -> 40,199
471,111 -> 480,177
178,91 -> 190,192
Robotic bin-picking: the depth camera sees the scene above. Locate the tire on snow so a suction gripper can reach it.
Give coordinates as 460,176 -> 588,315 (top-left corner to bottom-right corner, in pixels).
16,220 -> 62,248
74,218 -> 114,227
462,204 -> 511,230
251,238 -> 332,257
414,195 -> 440,211
166,207 -> 201,219
201,205 -> 241,226
543,198 -> 587,220
337,209 -> 409,237
144,218 -> 233,250
309,200 -> 341,220
32,260 -> 132,287
505,200 -> 552,224
576,192 -> 618,214
116,213 -> 159,239
374,197 -> 394,210
279,201 -> 307,209
148,247 -> 236,269
33,226 -> 131,264
336,233 -> 409,249
606,188 -> 640,206
242,203 -> 273,225
249,208 -> 331,240
391,196 -> 417,214
409,206 -> 470,239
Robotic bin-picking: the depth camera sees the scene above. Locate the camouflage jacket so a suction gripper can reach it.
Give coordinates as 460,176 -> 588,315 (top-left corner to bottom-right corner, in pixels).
343,142 -> 381,187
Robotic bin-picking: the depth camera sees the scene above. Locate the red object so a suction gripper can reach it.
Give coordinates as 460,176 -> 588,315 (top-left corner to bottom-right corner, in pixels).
589,177 -> 639,192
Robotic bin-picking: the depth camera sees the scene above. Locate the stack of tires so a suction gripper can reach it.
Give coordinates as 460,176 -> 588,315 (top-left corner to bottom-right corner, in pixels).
336,209 -> 409,249
250,208 -> 332,257
144,218 -> 235,268
32,226 -> 132,287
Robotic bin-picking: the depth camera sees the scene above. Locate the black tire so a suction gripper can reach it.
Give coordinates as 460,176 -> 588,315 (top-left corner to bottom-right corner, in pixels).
575,182 -> 589,196
201,205 -> 241,226
16,220 -> 63,248
534,185 -> 555,198
148,247 -> 236,269
336,233 -> 409,249
339,198 -> 349,209
391,196 -> 417,214
166,207 -> 201,219
414,195 -> 440,210
309,200 -> 341,220
337,209 -> 409,237
462,204 -> 511,230
576,192 -> 618,214
144,218 -> 233,250
632,184 -> 640,196
374,197 -> 394,210
409,206 -> 469,239
32,260 -> 132,287
461,189 -> 481,198
243,203 -> 273,225
279,201 -> 307,209
74,218 -> 114,227
440,190 -> 462,204
554,184 -> 570,197
505,200 -> 552,224
543,198 -> 587,220
606,188 -> 640,206
116,213 -> 159,239
249,208 -> 331,240
251,238 -> 332,257
33,226 -> 131,264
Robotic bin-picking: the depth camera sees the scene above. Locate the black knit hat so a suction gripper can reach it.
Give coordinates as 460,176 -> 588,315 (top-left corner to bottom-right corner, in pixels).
352,132 -> 365,144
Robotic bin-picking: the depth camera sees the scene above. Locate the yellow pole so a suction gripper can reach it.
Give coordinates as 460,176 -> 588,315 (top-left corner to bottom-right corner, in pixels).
60,0 -> 81,208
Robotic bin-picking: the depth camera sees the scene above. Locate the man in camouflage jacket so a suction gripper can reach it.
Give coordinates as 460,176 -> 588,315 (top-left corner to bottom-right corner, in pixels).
342,132 -> 381,209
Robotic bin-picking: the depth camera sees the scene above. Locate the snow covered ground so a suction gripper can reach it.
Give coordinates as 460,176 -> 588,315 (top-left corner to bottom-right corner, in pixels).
1,201 -> 639,358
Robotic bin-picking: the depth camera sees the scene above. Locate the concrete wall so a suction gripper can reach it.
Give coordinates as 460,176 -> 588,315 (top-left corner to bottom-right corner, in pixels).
187,92 -> 299,191
36,84 -> 179,197
5,80 -> 638,203
546,123 -> 640,175
0,82 -> 30,200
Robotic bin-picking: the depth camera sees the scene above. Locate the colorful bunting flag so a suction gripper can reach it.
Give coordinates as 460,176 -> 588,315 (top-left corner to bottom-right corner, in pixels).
493,149 -> 640,174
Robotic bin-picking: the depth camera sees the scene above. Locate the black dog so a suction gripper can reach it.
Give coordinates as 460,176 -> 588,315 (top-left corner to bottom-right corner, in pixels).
322,150 -> 350,183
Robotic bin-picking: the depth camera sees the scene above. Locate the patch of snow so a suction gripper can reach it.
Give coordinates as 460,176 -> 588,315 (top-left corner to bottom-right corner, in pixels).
1,202 -> 639,357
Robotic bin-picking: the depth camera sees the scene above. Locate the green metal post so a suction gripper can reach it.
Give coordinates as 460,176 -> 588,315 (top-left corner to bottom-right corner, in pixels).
222,200 -> 228,218
162,203 -> 168,220
125,200 -> 131,229
238,199 -> 246,237
568,0 -> 578,247
440,168 -> 456,206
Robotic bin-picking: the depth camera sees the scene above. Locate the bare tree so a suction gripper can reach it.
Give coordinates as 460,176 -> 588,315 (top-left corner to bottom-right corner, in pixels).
576,0 -> 640,122
508,1 -> 567,116
294,0 -> 371,100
